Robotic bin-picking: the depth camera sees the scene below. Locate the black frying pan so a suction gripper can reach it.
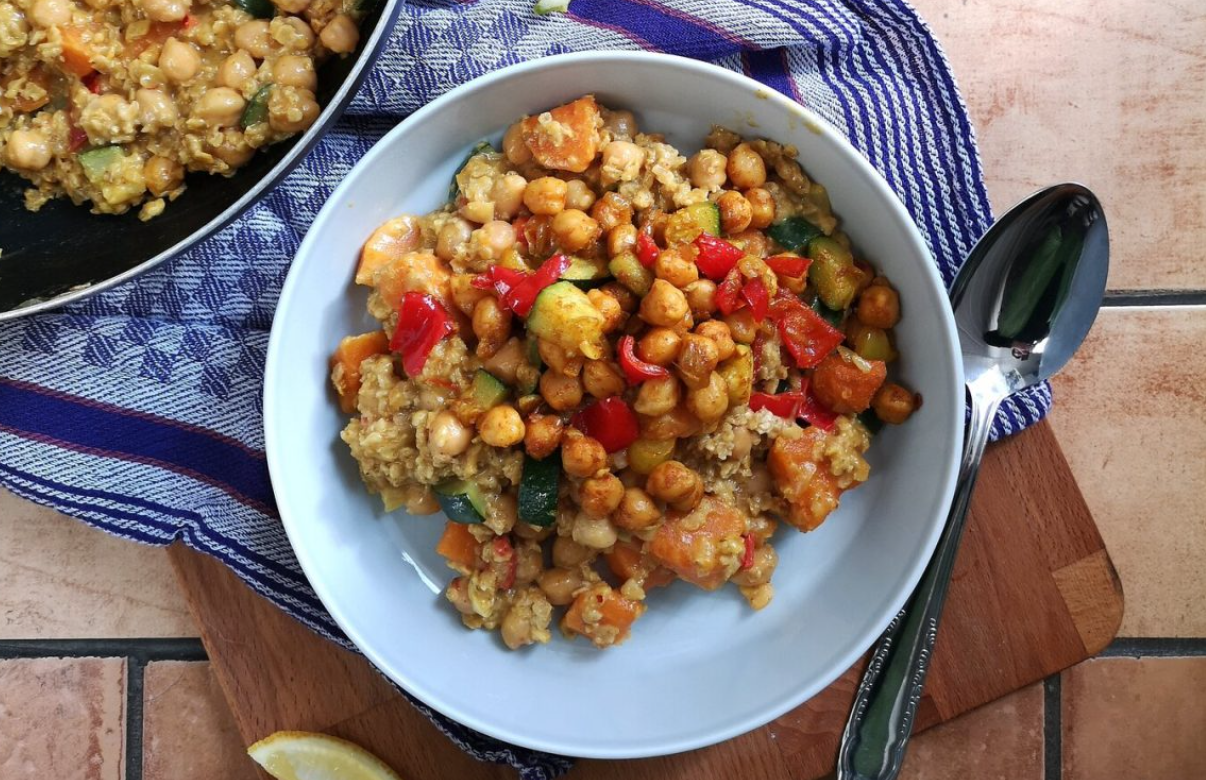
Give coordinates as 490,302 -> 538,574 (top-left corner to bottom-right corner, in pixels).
0,0 -> 401,319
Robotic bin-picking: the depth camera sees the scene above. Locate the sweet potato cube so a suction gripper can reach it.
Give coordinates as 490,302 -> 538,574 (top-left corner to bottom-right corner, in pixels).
768,430 -> 844,531
356,217 -> 422,286
60,25 -> 98,77
562,582 -> 644,647
329,331 -> 390,414
435,521 -> 480,572
521,95 -> 602,173
647,496 -> 747,590
810,350 -> 886,414
604,540 -> 675,589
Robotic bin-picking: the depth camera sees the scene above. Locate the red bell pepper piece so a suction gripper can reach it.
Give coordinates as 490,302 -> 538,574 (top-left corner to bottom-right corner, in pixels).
182,12 -> 197,28
798,384 -> 838,432
492,536 -> 516,590
390,292 -> 456,376
512,216 -> 530,251
715,268 -> 745,316
692,234 -> 744,280
501,253 -> 570,317
617,335 -> 669,385
637,232 -> 660,268
766,253 -> 811,278
472,265 -> 527,296
749,391 -> 802,418
83,72 -> 103,94
740,534 -> 755,570
741,277 -> 769,323
571,396 -> 639,453
67,124 -> 88,153
769,292 -> 844,369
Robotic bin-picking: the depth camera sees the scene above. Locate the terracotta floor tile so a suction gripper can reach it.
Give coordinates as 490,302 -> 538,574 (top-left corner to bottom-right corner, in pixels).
922,0 -> 1206,290
1049,308 -> 1206,636
0,488 -> 196,639
0,657 -> 126,780
142,661 -> 257,780
1063,657 -> 1206,779
898,683 -> 1044,780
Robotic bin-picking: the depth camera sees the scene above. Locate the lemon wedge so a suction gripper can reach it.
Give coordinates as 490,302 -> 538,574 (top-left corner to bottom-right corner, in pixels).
248,731 -> 404,780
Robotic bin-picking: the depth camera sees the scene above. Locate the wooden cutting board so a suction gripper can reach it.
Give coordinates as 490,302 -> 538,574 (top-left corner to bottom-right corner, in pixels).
170,419 -> 1122,780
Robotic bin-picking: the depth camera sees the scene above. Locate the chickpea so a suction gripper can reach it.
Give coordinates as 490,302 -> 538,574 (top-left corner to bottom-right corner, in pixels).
654,246 -> 699,289
586,288 -> 624,334
603,109 -> 637,139
159,37 -> 200,82
601,282 -> 638,314
491,173 -> 527,221
857,282 -> 901,328
436,218 -> 473,261
695,320 -> 735,361
645,461 -> 703,511
727,143 -> 767,189
731,544 -> 778,588
143,155 -> 183,197
572,512 -> 618,550
717,190 -> 753,234
872,382 -> 917,425
267,87 -> 320,133
537,338 -> 580,376
272,0 -> 309,12
724,308 -> 759,344
613,487 -> 661,531
139,0 -> 189,23
600,140 -> 644,184
633,375 -> 681,417
404,486 -> 440,516
3,129 -> 50,171
580,474 -> 625,518
218,51 -> 256,90
514,521 -> 553,542
210,134 -> 254,167
552,535 -> 593,568
684,279 -> 718,320
675,333 -> 719,389
562,432 -> 607,478
471,220 -> 516,263
746,187 -> 776,229
582,360 -> 625,400
500,607 -> 532,650
524,414 -> 564,460
428,410 -> 471,457
730,228 -> 768,258
195,87 -> 245,127
539,370 -> 583,412
523,176 -> 567,216
641,406 -> 700,443
639,279 -> 690,328
503,121 -> 531,165
565,179 -> 595,211
234,20 -> 273,59
319,13 -> 359,53
636,327 -> 681,367
608,223 -> 638,257
590,191 -> 633,232
472,296 -> 511,358
687,148 -> 728,190
687,371 -> 729,423
278,16 -> 315,50
30,0 -> 70,27
479,405 -> 525,447
538,567 -> 583,605
273,54 -> 317,91
551,208 -> 600,252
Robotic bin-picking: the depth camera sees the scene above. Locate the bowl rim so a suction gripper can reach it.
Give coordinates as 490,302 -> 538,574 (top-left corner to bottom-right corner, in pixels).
0,0 -> 405,323
265,50 -> 963,759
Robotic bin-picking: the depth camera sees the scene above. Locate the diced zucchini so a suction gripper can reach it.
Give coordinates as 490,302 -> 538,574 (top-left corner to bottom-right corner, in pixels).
717,344 -> 753,406
810,295 -> 846,328
233,0 -> 274,18
608,251 -> 653,297
434,479 -> 488,524
526,337 -> 542,368
767,216 -> 824,252
447,140 -> 495,204
77,146 -> 123,184
240,84 -> 272,129
808,236 -> 860,310
526,281 -> 606,358
471,369 -> 508,408
664,201 -> 721,244
627,438 -> 675,475
518,452 -> 560,527
561,256 -> 612,289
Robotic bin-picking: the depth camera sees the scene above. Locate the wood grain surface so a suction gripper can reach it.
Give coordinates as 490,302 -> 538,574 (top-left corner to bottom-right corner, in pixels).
170,420 -> 1123,780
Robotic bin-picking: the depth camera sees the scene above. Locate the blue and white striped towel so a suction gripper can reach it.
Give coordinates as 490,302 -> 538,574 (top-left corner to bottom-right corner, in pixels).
0,1 -> 1052,776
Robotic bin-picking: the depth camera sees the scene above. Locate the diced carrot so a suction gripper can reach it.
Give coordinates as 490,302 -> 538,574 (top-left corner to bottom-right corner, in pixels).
768,430 -> 845,532
1,67 -> 51,113
604,540 -> 675,589
562,583 -> 644,647
647,496 -> 747,590
329,331 -> 390,414
810,350 -> 886,414
372,251 -> 470,337
60,25 -> 99,77
521,95 -> 602,173
435,521 -> 480,571
356,217 -> 422,286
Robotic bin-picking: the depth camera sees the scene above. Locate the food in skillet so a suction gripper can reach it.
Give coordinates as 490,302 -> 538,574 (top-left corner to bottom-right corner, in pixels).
331,96 -> 919,650
0,0 -> 364,219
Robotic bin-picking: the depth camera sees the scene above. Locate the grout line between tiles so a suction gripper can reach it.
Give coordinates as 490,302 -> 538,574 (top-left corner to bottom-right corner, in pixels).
0,637 -> 207,660
1099,637 -> 1206,657
1044,674 -> 1062,780
126,655 -> 145,780
1103,290 -> 1206,307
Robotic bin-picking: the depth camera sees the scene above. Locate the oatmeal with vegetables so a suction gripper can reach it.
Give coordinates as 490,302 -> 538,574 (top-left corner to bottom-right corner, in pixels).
331,96 -> 920,651
0,0 -> 363,219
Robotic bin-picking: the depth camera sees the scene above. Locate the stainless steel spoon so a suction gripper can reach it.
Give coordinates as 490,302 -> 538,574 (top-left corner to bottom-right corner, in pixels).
836,183 -> 1110,780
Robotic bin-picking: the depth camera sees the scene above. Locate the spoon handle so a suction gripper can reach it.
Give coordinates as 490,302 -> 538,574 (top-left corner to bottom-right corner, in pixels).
835,389 -> 1003,780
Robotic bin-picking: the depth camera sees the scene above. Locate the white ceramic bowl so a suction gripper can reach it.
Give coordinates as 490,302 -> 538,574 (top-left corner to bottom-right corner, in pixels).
265,52 -> 962,759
